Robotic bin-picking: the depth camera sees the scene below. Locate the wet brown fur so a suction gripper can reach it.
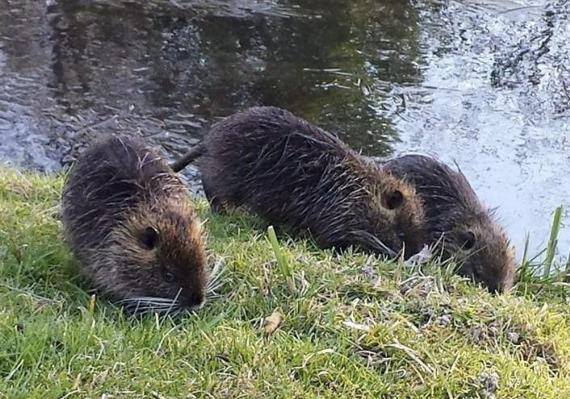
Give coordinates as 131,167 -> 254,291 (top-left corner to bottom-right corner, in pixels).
62,136 -> 207,313
381,154 -> 515,292
174,106 -> 426,257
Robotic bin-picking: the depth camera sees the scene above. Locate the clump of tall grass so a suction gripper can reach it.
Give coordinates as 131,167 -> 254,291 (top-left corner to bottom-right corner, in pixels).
517,206 -> 568,300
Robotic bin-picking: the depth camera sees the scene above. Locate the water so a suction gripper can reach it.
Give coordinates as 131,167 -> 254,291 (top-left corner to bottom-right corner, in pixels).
0,0 -> 568,261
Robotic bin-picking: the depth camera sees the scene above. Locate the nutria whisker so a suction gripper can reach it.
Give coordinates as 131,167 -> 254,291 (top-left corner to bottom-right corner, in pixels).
206,279 -> 224,295
128,303 -> 177,312
117,297 -> 179,305
207,277 -> 223,288
205,259 -> 225,296
168,288 -> 184,314
125,304 -> 177,315
120,298 -> 179,307
121,297 -> 183,316
206,282 -> 224,295
122,303 -> 176,315
209,258 -> 224,280
350,230 -> 398,257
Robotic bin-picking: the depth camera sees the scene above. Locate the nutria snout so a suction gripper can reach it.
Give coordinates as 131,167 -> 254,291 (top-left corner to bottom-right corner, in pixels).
381,154 -> 515,292
173,106 -> 426,257
62,136 -> 208,314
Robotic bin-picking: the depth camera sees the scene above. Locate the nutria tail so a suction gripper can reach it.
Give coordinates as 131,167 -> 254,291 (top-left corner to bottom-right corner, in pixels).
170,143 -> 207,172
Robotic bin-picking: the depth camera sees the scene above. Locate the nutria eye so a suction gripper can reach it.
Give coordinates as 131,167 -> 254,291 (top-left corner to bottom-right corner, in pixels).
139,226 -> 159,250
163,271 -> 175,283
462,231 -> 476,250
384,190 -> 404,210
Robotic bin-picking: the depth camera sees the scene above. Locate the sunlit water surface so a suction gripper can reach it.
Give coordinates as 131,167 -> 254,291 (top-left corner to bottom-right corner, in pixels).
0,0 -> 568,261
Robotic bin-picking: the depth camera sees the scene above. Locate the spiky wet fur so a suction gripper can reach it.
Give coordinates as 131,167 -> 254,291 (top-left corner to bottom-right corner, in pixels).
381,154 -> 515,292
61,136 -> 207,314
197,107 -> 425,257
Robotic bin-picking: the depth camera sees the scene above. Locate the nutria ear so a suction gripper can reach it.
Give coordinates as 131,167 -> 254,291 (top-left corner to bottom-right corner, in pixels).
139,226 -> 160,250
383,190 -> 404,210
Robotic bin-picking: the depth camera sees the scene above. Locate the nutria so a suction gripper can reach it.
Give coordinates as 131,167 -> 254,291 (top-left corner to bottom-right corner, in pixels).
62,136 -> 207,314
381,154 -> 515,292
172,106 -> 425,257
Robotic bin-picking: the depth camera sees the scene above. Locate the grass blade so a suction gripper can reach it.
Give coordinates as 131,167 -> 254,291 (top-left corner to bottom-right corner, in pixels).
267,226 -> 296,291
544,206 -> 563,277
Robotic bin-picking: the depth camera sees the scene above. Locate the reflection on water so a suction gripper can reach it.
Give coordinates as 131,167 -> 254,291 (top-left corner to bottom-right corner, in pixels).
0,0 -> 568,260
381,0 -> 570,259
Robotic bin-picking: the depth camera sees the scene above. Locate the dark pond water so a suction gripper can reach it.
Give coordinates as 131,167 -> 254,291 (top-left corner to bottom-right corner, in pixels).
0,0 -> 568,262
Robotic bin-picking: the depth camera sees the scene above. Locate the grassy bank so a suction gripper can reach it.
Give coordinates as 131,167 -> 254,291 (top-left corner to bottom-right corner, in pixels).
0,168 -> 568,398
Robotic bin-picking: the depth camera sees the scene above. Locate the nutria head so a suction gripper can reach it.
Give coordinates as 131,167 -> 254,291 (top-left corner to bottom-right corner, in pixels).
443,212 -> 515,293
380,154 -> 516,293
94,199 -> 207,314
363,170 -> 426,258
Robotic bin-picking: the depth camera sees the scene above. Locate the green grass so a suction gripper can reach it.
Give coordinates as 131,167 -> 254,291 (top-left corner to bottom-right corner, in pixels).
544,206 -> 564,278
0,168 -> 569,398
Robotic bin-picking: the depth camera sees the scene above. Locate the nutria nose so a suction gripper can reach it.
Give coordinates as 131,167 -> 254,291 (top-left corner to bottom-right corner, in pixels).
184,292 -> 205,308
487,284 -> 500,294
484,278 -> 506,294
